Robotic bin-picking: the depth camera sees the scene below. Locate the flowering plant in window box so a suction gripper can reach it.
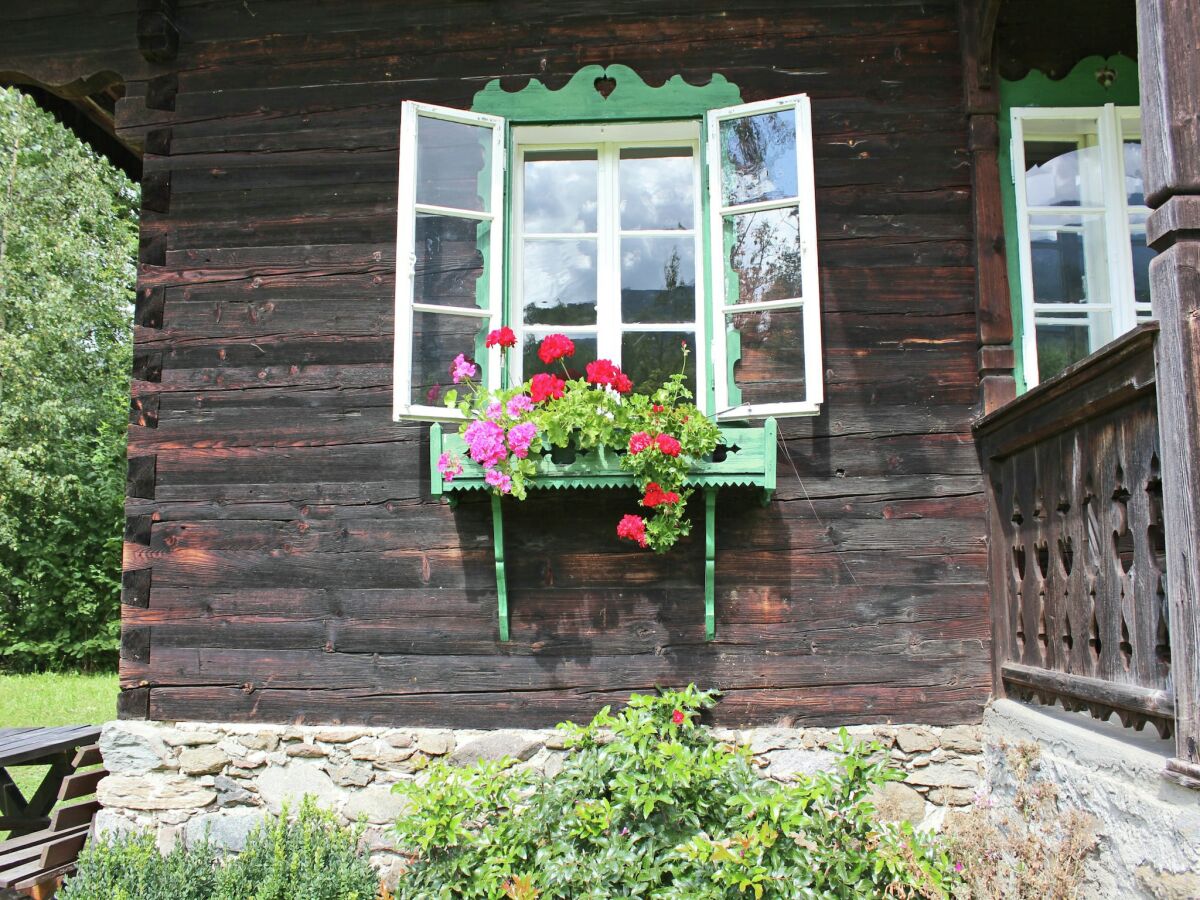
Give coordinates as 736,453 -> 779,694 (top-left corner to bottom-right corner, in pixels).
435,330 -> 721,552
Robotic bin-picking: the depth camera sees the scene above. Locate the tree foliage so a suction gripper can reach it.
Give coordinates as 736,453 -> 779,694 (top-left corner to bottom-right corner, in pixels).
0,87 -> 137,671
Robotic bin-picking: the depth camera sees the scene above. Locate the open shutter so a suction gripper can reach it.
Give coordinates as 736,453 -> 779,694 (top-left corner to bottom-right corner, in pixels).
705,95 -> 823,420
394,102 -> 506,422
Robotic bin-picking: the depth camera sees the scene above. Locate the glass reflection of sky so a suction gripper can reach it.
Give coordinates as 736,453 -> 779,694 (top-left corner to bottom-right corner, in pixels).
524,155 -> 598,233
1023,145 -> 1102,208
619,153 -> 694,230
720,109 -> 798,206
1123,142 -> 1144,206
522,239 -> 597,324
416,116 -> 489,212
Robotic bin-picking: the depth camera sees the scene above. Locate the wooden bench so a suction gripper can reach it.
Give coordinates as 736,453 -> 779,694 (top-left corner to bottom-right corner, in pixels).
0,742 -> 105,899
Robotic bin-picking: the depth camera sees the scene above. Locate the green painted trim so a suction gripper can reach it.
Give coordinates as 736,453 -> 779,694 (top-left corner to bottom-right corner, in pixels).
704,488 -> 717,640
429,423 -> 444,497
997,54 -> 1140,392
491,493 -> 509,642
698,126 -> 717,415
472,65 -> 742,123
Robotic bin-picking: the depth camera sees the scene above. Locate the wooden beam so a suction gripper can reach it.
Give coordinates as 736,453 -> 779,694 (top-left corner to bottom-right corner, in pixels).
1136,0 -> 1200,786
137,0 -> 179,64
977,0 -> 1004,88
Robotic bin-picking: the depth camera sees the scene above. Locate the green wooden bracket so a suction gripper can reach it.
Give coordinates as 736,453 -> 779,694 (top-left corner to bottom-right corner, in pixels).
491,493 -> 509,642
704,488 -> 717,640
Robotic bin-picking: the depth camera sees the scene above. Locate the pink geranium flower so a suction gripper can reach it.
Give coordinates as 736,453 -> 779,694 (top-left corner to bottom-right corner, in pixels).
507,421 -> 538,459
450,353 -> 477,384
463,419 -> 507,469
617,514 -> 648,548
506,394 -> 533,418
485,468 -> 512,494
436,452 -> 463,482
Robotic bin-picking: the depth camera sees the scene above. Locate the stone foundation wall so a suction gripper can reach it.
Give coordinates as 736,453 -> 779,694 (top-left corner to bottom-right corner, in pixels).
95,719 -> 985,879
981,700 -> 1200,900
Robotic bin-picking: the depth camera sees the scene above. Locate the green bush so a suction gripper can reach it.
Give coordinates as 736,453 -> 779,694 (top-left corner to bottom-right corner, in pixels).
58,799 -> 379,900
216,797 -> 380,899
391,686 -> 962,899
58,832 -> 219,900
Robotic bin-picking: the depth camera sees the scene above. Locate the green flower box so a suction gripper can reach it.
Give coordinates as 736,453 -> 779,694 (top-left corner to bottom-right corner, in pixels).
429,419 -> 777,640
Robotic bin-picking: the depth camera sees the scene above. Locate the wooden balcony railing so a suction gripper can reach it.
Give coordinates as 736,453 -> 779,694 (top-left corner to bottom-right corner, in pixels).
975,324 -> 1173,736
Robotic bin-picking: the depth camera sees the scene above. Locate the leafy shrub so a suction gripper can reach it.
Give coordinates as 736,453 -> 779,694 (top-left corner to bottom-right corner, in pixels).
58,831 -> 219,900
58,799 -> 380,900
391,685 -> 961,898
216,797 -> 380,899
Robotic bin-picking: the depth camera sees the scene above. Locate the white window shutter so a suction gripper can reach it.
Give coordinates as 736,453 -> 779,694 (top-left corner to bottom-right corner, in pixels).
394,101 -> 506,422
704,94 -> 823,420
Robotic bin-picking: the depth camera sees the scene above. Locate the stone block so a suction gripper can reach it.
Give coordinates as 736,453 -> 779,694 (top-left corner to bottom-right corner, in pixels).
97,774 -> 216,811
416,732 -> 455,756
894,726 -> 938,753
763,749 -> 837,782
344,785 -> 409,825
100,722 -> 174,775
939,725 -> 983,753
185,809 -> 267,852
449,731 -> 542,766
256,761 -> 343,815
870,782 -> 926,823
178,746 -> 229,775
904,763 -> 978,790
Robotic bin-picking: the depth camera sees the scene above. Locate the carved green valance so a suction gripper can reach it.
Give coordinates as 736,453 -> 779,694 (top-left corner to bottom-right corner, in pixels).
471,64 -> 742,122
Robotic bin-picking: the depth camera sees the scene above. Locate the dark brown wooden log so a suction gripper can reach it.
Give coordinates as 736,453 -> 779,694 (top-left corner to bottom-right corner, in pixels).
1137,0 -> 1200,780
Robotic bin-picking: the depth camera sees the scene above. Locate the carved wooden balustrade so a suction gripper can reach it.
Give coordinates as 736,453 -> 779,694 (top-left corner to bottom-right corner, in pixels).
975,324 -> 1173,736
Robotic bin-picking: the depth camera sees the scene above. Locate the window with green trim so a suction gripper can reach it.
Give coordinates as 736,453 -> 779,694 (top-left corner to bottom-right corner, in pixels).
1010,103 -> 1154,385
392,94 -> 823,422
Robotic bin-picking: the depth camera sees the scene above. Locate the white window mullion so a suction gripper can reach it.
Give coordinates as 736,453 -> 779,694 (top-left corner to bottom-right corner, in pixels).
1010,112 -> 1043,387
597,142 -> 621,365
1101,104 -> 1138,336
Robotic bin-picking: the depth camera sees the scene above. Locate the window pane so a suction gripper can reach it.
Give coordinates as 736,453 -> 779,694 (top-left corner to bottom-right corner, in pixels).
1023,140 -> 1104,208
523,150 -> 598,234
1028,214 -> 1110,304
1130,215 -> 1154,306
522,333 -> 596,382
1034,320 -> 1095,381
723,207 -> 804,305
727,307 -> 805,406
522,239 -> 597,326
414,214 -> 488,309
1123,140 -> 1145,206
415,116 -> 492,212
619,149 -> 694,230
411,312 -> 486,407
620,237 -> 695,324
621,332 -> 696,396
720,108 -> 798,206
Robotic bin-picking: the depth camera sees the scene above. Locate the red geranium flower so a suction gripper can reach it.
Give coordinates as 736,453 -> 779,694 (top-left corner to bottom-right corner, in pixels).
652,404 -> 664,413
642,483 -> 681,508
656,434 -> 681,457
537,334 -> 575,365
672,709 -> 685,725
629,431 -> 653,454
617,514 -> 648,548
485,326 -> 517,349
612,371 -> 633,394
585,359 -> 619,386
530,372 -> 565,403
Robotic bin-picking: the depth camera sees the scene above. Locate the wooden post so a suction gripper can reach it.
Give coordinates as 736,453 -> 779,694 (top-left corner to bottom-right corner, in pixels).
961,0 -> 1017,415
1136,0 -> 1200,787
491,493 -> 509,642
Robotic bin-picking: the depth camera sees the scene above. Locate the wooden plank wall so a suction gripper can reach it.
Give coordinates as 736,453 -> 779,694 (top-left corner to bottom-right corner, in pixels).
19,0 -> 991,727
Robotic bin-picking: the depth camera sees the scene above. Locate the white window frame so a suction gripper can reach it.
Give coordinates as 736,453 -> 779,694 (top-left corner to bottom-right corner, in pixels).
706,94 -> 823,419
1010,104 -> 1150,387
392,94 -> 825,423
510,121 -> 708,412
393,101 -> 506,422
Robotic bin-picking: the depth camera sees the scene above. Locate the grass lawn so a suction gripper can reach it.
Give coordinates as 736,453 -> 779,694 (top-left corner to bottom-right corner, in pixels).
0,672 -> 118,833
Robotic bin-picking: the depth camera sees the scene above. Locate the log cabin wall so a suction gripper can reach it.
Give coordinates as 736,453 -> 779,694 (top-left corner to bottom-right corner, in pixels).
10,0 -> 991,728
